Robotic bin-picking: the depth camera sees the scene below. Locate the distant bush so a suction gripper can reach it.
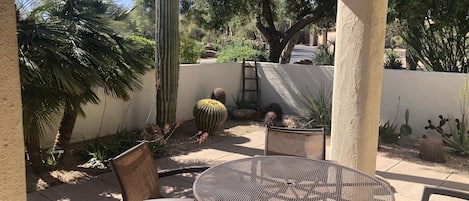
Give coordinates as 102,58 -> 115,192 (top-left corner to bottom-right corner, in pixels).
124,35 -> 155,67
189,27 -> 206,41
216,45 -> 266,63
384,50 -> 403,69
313,41 -> 335,65
180,34 -> 204,64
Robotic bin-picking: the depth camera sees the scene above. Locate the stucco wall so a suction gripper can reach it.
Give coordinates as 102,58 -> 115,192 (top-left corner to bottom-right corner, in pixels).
380,70 -> 467,138
0,0 -> 27,200
42,63 -> 244,146
41,63 -> 467,147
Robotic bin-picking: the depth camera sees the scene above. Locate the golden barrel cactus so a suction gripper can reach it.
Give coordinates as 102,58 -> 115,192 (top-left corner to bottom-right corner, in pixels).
193,99 -> 228,134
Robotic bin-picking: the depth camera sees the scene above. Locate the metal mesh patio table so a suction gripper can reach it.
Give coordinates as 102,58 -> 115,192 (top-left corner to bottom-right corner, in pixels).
193,156 -> 395,201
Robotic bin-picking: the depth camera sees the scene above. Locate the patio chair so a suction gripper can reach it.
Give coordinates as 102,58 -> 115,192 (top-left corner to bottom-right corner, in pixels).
265,126 -> 326,160
110,142 -> 210,201
421,186 -> 469,201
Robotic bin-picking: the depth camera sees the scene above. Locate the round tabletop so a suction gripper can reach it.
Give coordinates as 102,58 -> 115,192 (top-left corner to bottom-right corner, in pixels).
193,156 -> 395,201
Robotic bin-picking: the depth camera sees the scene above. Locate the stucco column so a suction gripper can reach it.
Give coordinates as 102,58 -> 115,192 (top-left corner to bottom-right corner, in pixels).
0,0 -> 27,200
330,0 -> 388,175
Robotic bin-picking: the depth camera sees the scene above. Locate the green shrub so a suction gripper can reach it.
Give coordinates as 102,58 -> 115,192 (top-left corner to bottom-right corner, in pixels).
403,23 -> 467,73
124,35 -> 155,67
233,95 -> 261,110
216,45 -> 266,63
384,50 -> 403,69
180,34 -> 204,64
313,41 -> 335,65
379,121 -> 400,143
189,27 -> 206,41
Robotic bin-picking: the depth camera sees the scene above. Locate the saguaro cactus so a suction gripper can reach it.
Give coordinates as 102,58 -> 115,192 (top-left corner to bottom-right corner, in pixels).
193,99 -> 228,134
155,0 -> 179,125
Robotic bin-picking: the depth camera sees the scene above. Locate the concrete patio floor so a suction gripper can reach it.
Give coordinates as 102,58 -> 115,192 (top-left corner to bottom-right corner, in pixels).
27,130 -> 469,201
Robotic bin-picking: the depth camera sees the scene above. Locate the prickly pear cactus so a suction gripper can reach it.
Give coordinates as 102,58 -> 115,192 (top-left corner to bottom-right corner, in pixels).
193,99 -> 227,134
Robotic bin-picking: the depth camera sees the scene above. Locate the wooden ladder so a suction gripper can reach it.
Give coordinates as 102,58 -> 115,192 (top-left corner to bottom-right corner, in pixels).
241,59 -> 260,104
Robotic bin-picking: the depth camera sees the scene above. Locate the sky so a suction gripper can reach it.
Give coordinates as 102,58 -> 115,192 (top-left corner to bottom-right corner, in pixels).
115,0 -> 133,8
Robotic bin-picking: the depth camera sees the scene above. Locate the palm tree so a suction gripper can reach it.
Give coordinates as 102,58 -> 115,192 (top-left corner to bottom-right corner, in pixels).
17,0 -> 152,171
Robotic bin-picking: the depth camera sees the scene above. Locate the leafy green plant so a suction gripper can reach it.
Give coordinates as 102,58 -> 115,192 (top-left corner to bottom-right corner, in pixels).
216,45 -> 266,63
298,84 -> 332,130
402,23 -> 468,73
232,95 -> 261,110
43,147 -> 66,167
384,50 -> 403,69
379,121 -> 400,143
180,33 -> 204,64
379,97 -> 401,143
84,119 -> 187,169
313,41 -> 335,65
85,136 -> 114,169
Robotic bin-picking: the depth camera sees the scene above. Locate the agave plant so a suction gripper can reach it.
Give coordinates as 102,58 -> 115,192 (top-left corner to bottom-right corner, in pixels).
442,81 -> 469,155
443,115 -> 469,155
298,83 -> 332,130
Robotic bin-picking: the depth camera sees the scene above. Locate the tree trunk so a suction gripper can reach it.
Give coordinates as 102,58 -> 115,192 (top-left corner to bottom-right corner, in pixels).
268,43 -> 283,63
322,28 -> 328,45
256,0 -> 323,63
25,141 -> 48,173
53,107 -> 78,152
280,33 -> 300,64
155,0 -> 180,126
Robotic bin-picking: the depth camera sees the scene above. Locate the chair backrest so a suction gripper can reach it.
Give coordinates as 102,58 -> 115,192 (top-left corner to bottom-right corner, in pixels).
421,186 -> 469,201
265,126 -> 326,160
110,142 -> 161,201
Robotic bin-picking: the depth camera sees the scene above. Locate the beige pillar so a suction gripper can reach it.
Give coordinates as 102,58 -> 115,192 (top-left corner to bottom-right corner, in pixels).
0,0 -> 27,200
330,0 -> 388,175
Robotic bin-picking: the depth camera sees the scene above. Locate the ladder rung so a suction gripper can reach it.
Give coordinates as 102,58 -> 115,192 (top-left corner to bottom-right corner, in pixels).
243,90 -> 258,92
244,77 -> 258,80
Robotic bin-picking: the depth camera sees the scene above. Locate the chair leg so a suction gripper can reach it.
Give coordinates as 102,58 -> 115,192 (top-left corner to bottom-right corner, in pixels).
422,186 -> 469,201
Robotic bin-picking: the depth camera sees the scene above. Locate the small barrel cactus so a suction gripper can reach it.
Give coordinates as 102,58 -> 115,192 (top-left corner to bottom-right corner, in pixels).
210,88 -> 226,104
419,138 -> 446,163
193,99 -> 228,134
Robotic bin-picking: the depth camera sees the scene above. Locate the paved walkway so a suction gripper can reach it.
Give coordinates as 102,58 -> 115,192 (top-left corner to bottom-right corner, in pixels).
28,130 -> 469,201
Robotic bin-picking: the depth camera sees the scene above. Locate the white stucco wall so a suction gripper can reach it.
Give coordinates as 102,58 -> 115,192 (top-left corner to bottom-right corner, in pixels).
176,63 -> 242,119
380,70 -> 467,138
40,63 -> 467,147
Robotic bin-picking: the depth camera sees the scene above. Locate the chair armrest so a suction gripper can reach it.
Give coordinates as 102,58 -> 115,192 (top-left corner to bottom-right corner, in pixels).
158,166 -> 210,178
421,186 -> 469,201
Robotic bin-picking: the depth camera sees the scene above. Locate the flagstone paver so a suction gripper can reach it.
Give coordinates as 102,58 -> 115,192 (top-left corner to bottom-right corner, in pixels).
27,130 -> 469,201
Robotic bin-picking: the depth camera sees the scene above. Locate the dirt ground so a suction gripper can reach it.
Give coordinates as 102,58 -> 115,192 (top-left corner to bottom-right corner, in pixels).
26,118 -> 469,193
26,118 -> 266,192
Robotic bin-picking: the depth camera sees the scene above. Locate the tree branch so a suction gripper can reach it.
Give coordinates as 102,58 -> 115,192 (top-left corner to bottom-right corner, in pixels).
281,12 -> 322,47
256,15 -> 270,41
261,0 -> 276,32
